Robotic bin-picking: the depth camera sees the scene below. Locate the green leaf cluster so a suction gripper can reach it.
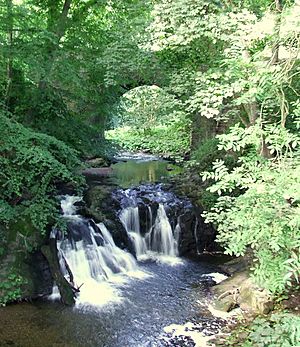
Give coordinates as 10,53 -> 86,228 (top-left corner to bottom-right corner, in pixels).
0,111 -> 83,236
0,273 -> 25,307
224,313 -> 300,347
202,122 -> 300,293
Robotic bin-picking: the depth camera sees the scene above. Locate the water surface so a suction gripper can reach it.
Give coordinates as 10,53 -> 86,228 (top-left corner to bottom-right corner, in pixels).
0,258 -> 223,347
110,153 -> 182,188
0,153 -> 224,347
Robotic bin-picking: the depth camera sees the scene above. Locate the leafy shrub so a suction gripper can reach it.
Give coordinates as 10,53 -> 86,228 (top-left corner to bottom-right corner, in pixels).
106,122 -> 191,160
0,273 -> 26,307
31,115 -> 109,159
0,112 -> 83,236
224,313 -> 300,347
244,314 -> 300,347
191,138 -> 237,171
202,122 -> 300,293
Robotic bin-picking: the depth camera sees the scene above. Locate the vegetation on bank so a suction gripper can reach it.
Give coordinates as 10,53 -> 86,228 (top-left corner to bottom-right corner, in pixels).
0,112 -> 83,233
222,312 -> 300,347
106,125 -> 190,160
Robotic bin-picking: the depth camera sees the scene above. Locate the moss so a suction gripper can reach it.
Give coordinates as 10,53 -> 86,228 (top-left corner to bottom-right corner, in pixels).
0,218 -> 51,305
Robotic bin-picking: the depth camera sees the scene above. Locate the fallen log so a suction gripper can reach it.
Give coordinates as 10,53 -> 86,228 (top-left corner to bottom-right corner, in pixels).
41,238 -> 76,306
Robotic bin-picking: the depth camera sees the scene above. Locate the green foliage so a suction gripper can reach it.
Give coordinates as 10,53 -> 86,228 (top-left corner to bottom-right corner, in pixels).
0,111 -> 83,235
191,138 -> 236,171
106,121 -> 191,160
202,122 -> 300,293
224,313 -> 300,347
119,85 -> 187,129
30,114 -> 109,159
0,273 -> 25,306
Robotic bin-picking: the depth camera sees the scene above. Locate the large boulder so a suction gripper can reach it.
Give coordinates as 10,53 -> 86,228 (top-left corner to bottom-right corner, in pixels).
211,269 -> 274,315
82,185 -> 135,254
86,157 -> 109,168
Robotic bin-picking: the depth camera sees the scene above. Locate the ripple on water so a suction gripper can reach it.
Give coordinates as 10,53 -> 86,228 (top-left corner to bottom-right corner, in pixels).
0,258 -> 227,347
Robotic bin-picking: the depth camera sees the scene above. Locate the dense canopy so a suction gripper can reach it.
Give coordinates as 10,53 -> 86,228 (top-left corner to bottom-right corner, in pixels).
0,0 -> 300,343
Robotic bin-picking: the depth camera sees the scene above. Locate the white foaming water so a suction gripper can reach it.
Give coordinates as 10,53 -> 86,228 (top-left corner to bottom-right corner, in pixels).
61,195 -> 82,216
48,285 -> 61,301
52,196 -> 149,308
120,203 -> 179,262
149,204 -> 178,256
163,322 -> 217,347
119,207 -> 147,256
201,272 -> 228,284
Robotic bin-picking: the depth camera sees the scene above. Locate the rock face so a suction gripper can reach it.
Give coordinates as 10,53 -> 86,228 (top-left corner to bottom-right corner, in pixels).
81,181 -> 217,256
211,260 -> 274,315
167,172 -> 220,253
0,222 -> 53,305
82,184 -> 135,254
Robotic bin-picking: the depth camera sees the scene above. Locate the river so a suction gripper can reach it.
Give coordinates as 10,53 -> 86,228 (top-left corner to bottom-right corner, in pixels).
0,153 -> 227,347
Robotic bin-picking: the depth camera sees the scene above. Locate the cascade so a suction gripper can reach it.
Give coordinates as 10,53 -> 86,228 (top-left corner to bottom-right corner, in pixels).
50,185 -> 204,304
51,196 -> 137,306
117,185 -> 185,259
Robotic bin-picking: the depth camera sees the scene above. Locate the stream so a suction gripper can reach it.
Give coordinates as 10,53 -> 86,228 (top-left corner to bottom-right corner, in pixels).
0,153 -> 227,347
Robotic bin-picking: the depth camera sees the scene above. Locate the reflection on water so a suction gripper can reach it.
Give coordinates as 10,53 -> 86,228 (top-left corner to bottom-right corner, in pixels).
110,159 -> 182,188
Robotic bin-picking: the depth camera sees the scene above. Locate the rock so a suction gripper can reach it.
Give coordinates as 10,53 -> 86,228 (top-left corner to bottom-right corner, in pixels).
82,167 -> 113,179
211,270 -> 274,315
211,271 -> 249,298
86,157 -> 108,168
83,184 -> 136,255
169,173 -> 219,254
220,257 -> 250,275
0,220 -> 53,305
239,279 -> 273,314
213,294 -> 237,312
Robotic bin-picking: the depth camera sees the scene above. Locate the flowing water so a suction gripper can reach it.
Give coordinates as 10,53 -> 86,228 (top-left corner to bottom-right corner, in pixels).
0,154 -> 226,347
119,204 -> 178,259
51,196 -> 138,308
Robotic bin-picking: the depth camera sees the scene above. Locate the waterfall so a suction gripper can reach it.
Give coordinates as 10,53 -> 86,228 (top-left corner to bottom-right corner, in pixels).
119,203 -> 179,259
51,196 -> 138,307
119,207 -> 147,257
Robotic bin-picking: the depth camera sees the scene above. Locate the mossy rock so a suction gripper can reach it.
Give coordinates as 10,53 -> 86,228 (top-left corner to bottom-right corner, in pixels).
83,185 -> 115,222
0,244 -> 52,305
8,216 -> 44,247
213,294 -> 237,312
239,279 -> 273,314
0,219 -> 52,305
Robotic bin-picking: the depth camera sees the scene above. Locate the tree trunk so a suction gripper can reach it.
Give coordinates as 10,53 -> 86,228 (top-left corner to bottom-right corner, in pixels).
41,238 -> 76,306
38,0 -> 72,90
4,0 -> 13,106
270,0 -> 283,65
